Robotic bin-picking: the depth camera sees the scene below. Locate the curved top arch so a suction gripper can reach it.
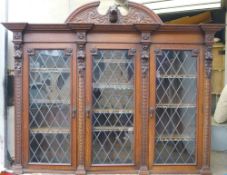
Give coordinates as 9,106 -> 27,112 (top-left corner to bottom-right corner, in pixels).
65,1 -> 163,24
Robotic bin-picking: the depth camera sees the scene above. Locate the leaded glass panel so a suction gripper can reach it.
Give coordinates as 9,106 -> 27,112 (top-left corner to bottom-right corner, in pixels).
29,50 -> 71,164
92,50 -> 134,164
155,50 -> 197,164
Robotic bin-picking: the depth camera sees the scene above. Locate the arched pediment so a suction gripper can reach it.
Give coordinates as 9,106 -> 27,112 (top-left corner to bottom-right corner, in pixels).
65,1 -> 163,24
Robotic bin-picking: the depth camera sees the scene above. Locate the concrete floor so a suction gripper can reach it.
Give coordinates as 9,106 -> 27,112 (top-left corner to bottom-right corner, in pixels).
211,151 -> 227,175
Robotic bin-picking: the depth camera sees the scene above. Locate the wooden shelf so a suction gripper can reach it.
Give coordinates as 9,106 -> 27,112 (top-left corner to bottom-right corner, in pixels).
30,68 -> 70,72
157,74 -> 196,79
93,109 -> 133,114
30,127 -> 70,134
156,134 -> 195,141
93,126 -> 134,132
30,99 -> 70,104
156,104 -> 196,108
93,83 -> 133,90
93,59 -> 132,64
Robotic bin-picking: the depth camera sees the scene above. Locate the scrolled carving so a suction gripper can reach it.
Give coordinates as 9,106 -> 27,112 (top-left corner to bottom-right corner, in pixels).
205,45 -> 213,79
66,2 -> 162,24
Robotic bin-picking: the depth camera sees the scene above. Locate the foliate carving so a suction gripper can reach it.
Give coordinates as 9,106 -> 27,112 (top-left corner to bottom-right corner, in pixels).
90,48 -> 98,55
205,33 -> 214,44
154,48 -> 162,56
27,48 -> 35,56
192,49 -> 199,57
65,48 -> 73,56
13,32 -> 22,40
14,60 -> 22,73
14,44 -> 22,59
205,46 -> 213,79
77,32 -> 86,41
142,32 -> 150,41
77,44 -> 86,60
128,48 -> 136,57
70,6 -> 157,24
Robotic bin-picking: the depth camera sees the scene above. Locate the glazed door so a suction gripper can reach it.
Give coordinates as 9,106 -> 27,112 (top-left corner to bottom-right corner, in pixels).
23,44 -> 77,170
149,45 -> 203,173
85,44 -> 141,171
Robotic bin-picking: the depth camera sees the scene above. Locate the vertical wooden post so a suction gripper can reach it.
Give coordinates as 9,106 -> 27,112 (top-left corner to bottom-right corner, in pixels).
139,32 -> 150,175
12,31 -> 23,174
76,32 -> 87,175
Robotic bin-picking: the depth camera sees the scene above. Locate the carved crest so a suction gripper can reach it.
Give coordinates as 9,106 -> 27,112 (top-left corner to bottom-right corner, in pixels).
66,1 -> 162,24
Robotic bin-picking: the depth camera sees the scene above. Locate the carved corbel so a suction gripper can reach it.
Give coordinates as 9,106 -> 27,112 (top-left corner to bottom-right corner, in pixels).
65,48 -> 73,56
128,48 -> 136,57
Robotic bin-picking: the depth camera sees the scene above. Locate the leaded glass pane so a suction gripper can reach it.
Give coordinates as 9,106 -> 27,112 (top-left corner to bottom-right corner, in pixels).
92,50 -> 134,164
155,50 -> 197,164
29,50 -> 71,164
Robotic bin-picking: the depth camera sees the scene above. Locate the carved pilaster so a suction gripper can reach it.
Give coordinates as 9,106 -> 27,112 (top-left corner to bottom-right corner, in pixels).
139,32 -> 150,175
201,31 -> 214,175
12,31 -> 23,174
76,32 -> 86,175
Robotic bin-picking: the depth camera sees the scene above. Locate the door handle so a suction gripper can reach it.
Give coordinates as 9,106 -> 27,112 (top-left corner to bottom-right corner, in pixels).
71,107 -> 77,119
86,105 -> 91,118
149,107 -> 155,118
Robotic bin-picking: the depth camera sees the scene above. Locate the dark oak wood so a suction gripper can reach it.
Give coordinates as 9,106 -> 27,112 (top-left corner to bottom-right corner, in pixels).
2,1 -> 224,174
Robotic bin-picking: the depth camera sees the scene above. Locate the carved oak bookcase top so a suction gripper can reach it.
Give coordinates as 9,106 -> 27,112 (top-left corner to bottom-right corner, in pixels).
2,1 -> 223,175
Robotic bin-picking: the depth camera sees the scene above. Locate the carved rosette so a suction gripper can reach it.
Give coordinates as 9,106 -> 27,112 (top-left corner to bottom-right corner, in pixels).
76,32 -> 86,175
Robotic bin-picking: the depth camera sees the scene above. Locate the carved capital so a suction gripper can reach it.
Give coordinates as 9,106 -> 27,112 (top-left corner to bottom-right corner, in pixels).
205,45 -> 213,79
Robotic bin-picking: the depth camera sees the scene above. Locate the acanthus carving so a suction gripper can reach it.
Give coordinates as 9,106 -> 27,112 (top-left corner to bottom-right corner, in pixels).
205,45 -> 213,79
69,6 -> 157,24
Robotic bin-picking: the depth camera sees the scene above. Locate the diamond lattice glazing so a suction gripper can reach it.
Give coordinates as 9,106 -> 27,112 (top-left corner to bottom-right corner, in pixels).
155,50 -> 197,164
29,50 -> 71,164
92,50 -> 134,164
